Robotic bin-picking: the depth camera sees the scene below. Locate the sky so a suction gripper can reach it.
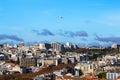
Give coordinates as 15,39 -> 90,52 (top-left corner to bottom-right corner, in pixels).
0,0 -> 120,46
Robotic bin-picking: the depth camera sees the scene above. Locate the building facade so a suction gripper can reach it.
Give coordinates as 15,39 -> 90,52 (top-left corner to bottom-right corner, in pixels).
51,42 -> 64,52
20,58 -> 37,68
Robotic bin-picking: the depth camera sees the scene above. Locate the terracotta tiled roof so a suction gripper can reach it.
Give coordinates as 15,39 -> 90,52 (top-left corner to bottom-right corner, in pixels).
6,63 -> 16,67
86,75 -> 98,79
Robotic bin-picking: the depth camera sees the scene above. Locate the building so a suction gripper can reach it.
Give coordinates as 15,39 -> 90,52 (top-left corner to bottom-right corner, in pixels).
3,43 -> 9,49
111,43 -> 120,49
44,59 -> 55,66
20,58 -> 37,68
18,42 -> 25,48
39,43 -> 51,50
36,58 -> 44,67
54,58 -> 62,66
45,43 -> 51,50
65,42 -> 78,49
67,56 -> 76,63
106,71 -> 120,80
62,57 -> 68,64
66,42 -> 73,49
51,42 -> 64,52
39,43 -> 46,50
79,54 -> 89,62
74,62 -> 97,77
10,65 -> 22,73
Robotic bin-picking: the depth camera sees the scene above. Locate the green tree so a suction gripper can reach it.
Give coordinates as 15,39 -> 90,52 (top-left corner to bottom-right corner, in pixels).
97,72 -> 106,79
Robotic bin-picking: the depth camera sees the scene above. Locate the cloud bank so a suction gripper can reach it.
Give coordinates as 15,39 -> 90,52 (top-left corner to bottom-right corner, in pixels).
32,29 -> 88,38
58,30 -> 88,37
0,34 -> 24,41
32,29 -> 54,36
95,35 -> 120,44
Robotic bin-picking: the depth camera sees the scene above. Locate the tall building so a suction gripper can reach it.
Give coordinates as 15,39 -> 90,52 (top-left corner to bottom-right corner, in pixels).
66,42 -> 72,49
65,42 -> 78,49
51,42 -> 64,52
39,43 -> 51,50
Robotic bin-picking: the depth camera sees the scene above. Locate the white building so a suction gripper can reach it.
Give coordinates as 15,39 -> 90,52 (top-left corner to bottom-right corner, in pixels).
66,42 -> 72,49
106,72 -> 120,80
39,43 -> 46,50
111,43 -> 118,49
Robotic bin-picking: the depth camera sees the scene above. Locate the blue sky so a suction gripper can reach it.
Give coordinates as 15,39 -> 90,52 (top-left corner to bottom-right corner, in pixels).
0,0 -> 120,46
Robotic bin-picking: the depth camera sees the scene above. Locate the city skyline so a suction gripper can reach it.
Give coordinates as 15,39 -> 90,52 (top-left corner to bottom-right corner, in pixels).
0,0 -> 120,46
